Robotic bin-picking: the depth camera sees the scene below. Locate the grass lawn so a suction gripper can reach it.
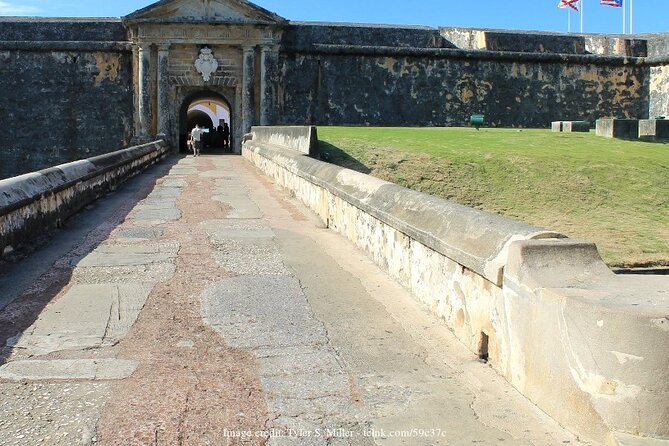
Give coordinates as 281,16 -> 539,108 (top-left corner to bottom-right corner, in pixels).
318,127 -> 669,268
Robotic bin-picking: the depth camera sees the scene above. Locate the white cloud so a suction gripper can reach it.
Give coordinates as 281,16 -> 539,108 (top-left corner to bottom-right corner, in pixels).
0,1 -> 41,15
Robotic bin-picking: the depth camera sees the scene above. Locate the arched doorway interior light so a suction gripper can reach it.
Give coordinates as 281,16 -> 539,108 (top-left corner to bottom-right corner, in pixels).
188,98 -> 231,129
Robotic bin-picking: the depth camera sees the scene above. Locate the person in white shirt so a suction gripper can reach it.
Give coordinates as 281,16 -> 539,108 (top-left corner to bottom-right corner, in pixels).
190,124 -> 205,157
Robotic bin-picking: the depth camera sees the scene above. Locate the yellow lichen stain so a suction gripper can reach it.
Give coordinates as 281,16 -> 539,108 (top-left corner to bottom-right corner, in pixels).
578,69 -> 601,83
378,57 -> 398,73
510,63 -> 531,78
456,76 -> 474,104
93,53 -> 120,84
600,67 -> 642,105
456,78 -> 491,104
510,63 -> 519,78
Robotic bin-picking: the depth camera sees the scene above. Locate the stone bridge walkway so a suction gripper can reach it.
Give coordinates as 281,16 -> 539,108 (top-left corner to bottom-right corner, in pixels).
0,155 -> 584,445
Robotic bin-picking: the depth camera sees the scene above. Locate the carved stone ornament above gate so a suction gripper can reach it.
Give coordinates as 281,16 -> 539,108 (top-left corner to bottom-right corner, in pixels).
194,47 -> 218,82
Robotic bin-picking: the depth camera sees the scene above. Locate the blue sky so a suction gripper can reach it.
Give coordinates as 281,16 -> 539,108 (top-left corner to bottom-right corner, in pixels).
0,0 -> 667,35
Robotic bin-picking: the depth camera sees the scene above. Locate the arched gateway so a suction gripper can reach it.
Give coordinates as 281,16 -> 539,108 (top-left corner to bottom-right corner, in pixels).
179,90 -> 233,152
123,0 -> 285,153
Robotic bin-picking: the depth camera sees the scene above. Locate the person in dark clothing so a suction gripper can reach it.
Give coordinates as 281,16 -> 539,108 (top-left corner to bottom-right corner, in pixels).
222,121 -> 230,151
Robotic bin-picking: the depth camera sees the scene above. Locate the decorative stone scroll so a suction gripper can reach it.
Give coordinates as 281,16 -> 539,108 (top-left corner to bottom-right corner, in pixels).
194,47 -> 219,82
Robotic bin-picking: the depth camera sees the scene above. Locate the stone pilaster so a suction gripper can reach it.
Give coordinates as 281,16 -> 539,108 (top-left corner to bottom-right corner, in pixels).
157,45 -> 170,137
260,45 -> 271,126
137,43 -> 152,138
242,46 -> 255,134
132,44 -> 140,137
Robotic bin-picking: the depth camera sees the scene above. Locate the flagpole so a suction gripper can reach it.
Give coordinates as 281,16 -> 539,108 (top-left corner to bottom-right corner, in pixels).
568,8 -> 572,33
630,0 -> 634,34
580,0 -> 584,33
623,0 -> 626,34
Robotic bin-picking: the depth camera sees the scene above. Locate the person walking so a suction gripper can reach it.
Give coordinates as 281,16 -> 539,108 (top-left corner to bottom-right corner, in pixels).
222,121 -> 230,151
190,124 -> 204,157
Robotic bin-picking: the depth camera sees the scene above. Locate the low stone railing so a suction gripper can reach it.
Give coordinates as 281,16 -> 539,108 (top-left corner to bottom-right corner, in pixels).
247,126 -> 319,157
0,141 -> 169,256
243,126 -> 669,446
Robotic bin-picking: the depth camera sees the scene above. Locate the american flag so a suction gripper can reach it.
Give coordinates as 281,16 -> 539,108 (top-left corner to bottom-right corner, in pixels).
601,0 -> 623,7
558,0 -> 580,11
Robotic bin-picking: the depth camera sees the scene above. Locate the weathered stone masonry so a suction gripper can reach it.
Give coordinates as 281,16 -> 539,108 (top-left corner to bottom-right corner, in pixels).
277,25 -> 651,127
0,19 -> 134,180
0,0 -> 668,180
648,35 -> 669,118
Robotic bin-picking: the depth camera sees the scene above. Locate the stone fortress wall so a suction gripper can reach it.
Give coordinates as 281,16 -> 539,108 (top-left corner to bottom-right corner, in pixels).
277,24 -> 652,127
0,19 -> 134,180
0,14 -> 667,179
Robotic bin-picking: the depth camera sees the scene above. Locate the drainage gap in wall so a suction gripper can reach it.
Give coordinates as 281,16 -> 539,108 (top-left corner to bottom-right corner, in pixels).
478,332 -> 489,363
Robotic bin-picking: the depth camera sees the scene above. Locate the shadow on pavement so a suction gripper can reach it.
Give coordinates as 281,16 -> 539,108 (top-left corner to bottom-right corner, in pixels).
0,155 -> 179,367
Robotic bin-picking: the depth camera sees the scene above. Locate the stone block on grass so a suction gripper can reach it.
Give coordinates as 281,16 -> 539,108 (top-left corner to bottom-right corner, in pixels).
596,118 -> 639,140
639,119 -> 669,141
562,121 -> 590,132
552,121 -> 590,133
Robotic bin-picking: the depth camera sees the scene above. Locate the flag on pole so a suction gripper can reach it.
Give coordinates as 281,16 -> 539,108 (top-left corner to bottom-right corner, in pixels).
558,0 -> 580,11
601,0 -> 623,7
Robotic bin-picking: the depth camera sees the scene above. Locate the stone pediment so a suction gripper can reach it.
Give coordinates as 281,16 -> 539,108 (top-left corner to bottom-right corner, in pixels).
125,0 -> 286,25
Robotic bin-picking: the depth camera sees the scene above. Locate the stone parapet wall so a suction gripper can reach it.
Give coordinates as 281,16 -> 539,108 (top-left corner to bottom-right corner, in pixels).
243,127 -> 669,445
250,126 -> 318,156
585,35 -> 648,57
482,31 -> 587,54
283,22 -> 453,50
0,140 -> 168,256
0,18 -> 128,42
439,27 -> 648,57
645,33 -> 669,58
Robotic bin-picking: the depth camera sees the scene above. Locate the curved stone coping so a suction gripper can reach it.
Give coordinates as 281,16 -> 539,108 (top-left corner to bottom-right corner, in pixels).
0,142 -> 165,214
0,141 -> 168,253
284,43 -> 645,66
244,142 -> 563,285
504,239 -> 669,442
250,126 -> 318,156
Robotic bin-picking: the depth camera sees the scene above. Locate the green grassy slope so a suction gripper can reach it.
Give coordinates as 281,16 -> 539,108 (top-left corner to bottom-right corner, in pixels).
318,127 -> 669,267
